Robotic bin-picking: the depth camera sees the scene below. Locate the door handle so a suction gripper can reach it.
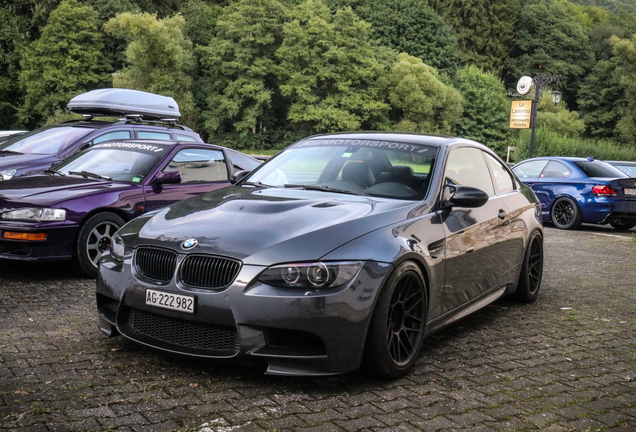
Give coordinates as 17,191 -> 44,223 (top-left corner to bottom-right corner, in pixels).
498,209 -> 508,220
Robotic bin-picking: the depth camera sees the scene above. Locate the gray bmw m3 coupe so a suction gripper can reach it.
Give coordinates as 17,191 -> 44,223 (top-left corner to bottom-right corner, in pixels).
97,132 -> 544,378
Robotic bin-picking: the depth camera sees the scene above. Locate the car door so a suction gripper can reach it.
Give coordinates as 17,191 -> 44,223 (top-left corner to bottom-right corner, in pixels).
440,146 -> 514,313
533,160 -> 574,214
143,147 -> 232,212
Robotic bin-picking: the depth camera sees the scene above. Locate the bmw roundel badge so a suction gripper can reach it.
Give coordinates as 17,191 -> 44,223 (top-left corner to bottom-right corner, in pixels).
181,239 -> 198,250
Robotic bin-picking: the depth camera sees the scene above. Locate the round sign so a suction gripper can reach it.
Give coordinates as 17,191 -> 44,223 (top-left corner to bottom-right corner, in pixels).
517,76 -> 533,95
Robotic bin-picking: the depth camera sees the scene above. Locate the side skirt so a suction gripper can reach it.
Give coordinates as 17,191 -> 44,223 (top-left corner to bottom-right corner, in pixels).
424,285 -> 508,337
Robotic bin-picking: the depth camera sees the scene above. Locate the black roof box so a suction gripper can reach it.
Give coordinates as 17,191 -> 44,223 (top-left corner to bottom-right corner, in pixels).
67,89 -> 180,119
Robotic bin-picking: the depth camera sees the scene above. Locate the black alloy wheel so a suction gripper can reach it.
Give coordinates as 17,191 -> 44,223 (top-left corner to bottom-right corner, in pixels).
365,261 -> 427,379
513,230 -> 544,303
76,212 -> 125,278
550,197 -> 582,230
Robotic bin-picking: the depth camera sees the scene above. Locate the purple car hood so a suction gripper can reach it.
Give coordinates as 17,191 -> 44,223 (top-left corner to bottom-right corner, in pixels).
0,175 -> 127,208
0,152 -> 57,176
120,186 -> 427,265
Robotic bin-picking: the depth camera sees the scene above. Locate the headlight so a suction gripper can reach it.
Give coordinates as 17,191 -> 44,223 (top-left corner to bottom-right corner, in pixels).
259,261 -> 363,289
0,208 -> 66,222
0,169 -> 16,180
110,232 -> 125,262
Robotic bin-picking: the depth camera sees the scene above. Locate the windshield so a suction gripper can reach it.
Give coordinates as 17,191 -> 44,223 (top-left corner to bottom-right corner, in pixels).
246,139 -> 437,199
55,148 -> 162,182
0,126 -> 95,155
573,161 -> 628,178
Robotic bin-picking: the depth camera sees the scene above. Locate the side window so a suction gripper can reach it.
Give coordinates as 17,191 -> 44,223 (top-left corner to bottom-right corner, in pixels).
138,131 -> 172,141
444,147 -> 495,196
163,148 -> 228,183
512,160 -> 548,178
91,131 -> 131,146
226,149 -> 261,172
540,161 -> 571,178
484,153 -> 515,194
173,134 -> 199,142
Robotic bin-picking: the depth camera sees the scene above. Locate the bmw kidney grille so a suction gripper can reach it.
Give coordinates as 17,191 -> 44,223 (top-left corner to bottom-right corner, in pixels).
179,255 -> 241,289
135,247 -> 241,288
135,247 -> 178,282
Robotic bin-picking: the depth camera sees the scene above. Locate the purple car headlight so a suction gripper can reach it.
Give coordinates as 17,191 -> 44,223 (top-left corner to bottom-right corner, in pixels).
0,169 -> 16,180
259,261 -> 363,289
1,207 -> 66,222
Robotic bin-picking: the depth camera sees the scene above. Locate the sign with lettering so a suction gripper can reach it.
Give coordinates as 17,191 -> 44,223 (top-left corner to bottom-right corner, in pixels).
510,101 -> 532,129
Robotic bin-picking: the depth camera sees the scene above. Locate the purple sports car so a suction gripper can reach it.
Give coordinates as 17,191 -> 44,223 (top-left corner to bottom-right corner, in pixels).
0,139 -> 260,276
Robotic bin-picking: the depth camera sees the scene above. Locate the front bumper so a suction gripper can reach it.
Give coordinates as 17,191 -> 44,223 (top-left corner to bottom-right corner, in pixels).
0,222 -> 77,261
97,252 -> 392,376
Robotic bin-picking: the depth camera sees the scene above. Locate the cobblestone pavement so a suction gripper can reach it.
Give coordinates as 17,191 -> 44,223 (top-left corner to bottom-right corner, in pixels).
1,226 -> 635,432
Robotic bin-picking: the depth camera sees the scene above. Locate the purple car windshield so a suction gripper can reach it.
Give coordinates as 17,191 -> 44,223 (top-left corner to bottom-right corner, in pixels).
56,148 -> 162,182
0,126 -> 95,154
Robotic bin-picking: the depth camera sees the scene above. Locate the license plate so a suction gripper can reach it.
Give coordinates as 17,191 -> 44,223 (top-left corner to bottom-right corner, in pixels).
145,289 -> 195,314
625,188 -> 636,196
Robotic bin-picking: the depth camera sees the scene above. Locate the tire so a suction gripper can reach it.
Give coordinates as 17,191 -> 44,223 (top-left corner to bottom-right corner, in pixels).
364,261 -> 427,379
513,230 -> 544,303
609,219 -> 636,231
550,197 -> 582,230
76,212 -> 125,278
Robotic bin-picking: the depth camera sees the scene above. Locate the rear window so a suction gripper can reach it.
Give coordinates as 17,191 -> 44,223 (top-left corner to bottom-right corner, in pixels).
573,161 -> 628,178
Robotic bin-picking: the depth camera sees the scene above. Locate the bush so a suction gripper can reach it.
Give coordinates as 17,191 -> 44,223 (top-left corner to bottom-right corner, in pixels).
511,126 -> 636,162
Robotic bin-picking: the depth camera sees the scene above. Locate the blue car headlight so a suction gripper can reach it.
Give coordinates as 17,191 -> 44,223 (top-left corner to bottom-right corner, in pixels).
0,207 -> 66,222
259,261 -> 363,289
110,232 -> 125,262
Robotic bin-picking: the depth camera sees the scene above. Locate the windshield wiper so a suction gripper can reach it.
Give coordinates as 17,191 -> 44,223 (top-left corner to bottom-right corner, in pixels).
243,181 -> 272,188
68,170 -> 112,181
0,150 -> 22,155
283,184 -> 368,196
44,168 -> 66,176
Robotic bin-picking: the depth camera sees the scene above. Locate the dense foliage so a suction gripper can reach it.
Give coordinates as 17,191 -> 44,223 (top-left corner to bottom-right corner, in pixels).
2,0 -> 636,160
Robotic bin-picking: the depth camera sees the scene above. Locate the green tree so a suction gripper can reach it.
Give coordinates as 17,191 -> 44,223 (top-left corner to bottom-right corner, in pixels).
84,0 -> 139,71
198,0 -> 288,143
180,0 -> 222,47
536,90 -> 586,137
348,0 -> 460,74
18,0 -> 110,127
276,0 -> 388,134
610,34 -> 636,144
104,12 -> 197,126
428,0 -> 521,74
452,65 -> 510,154
504,0 -> 595,106
578,58 -> 626,139
378,53 -> 463,134
0,6 -> 29,128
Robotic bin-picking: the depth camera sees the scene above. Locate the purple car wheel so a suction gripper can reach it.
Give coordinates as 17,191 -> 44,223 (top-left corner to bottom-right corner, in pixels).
76,212 -> 125,278
364,261 -> 427,379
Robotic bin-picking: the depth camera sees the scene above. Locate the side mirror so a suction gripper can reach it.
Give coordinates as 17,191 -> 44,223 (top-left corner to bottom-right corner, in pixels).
443,185 -> 489,208
153,170 -> 181,185
230,169 -> 250,185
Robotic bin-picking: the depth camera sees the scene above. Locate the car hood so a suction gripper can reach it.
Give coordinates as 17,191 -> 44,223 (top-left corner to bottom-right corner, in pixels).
0,175 -> 127,208
121,186 -> 427,265
0,152 -> 56,175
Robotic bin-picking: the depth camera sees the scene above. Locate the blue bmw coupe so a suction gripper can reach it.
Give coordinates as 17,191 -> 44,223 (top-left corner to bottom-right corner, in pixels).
512,157 -> 636,230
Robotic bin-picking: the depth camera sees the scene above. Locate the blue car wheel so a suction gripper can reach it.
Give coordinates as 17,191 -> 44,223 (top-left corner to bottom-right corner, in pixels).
550,197 -> 582,230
